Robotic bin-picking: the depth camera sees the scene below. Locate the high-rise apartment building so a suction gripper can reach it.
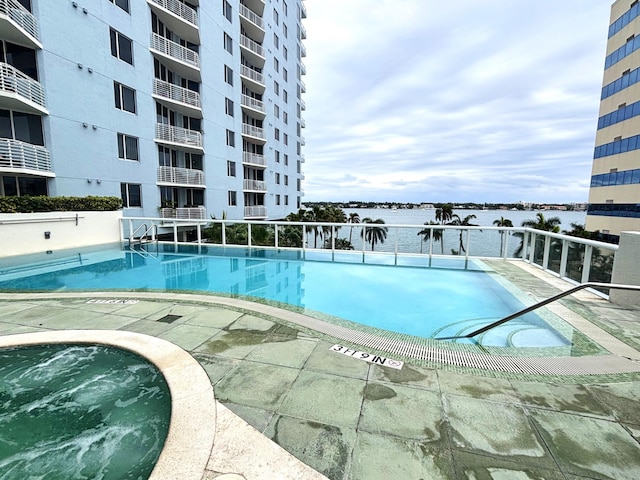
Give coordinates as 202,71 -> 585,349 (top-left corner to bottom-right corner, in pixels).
586,0 -> 640,240
0,0 -> 306,220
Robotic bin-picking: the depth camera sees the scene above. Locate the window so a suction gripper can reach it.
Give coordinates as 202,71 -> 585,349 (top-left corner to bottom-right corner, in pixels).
283,133 -> 288,145
227,160 -> 236,177
284,154 -> 288,165
274,33 -> 279,50
274,104 -> 280,118
273,8 -> 279,24
274,57 -> 279,72
283,46 -> 288,60
275,173 -> 280,184
283,111 -> 288,124
121,183 -> 141,207
0,109 -> 44,145
228,191 -> 237,206
276,194 -> 281,205
224,33 -> 233,54
285,195 -> 289,206
275,150 -> 280,163
226,129 -> 235,147
110,28 -> 133,65
224,65 -> 233,85
284,175 -> 288,186
223,0 -> 232,22
114,82 -> 136,113
109,0 -> 129,13
283,24 -> 288,38
225,98 -> 234,116
117,133 -> 139,161
283,68 -> 288,81
274,81 -> 280,96
274,128 -> 280,140
283,1 -> 288,16
283,90 -> 288,103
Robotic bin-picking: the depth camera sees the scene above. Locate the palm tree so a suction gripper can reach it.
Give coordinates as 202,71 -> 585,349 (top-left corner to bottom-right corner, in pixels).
360,218 -> 388,251
417,220 -> 443,254
435,203 -> 453,225
322,205 -> 347,247
347,212 -> 360,243
514,212 -> 562,257
306,205 -> 324,248
447,214 -> 478,254
493,216 -> 513,256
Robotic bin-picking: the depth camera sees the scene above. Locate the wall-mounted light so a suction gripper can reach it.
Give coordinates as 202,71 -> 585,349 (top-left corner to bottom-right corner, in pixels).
87,179 -> 92,183
77,63 -> 83,69
82,7 -> 87,14
72,1 -> 77,7
96,179 -> 101,184
82,123 -> 88,128
92,125 -> 97,130
44,231 -> 51,239
88,67 -> 93,73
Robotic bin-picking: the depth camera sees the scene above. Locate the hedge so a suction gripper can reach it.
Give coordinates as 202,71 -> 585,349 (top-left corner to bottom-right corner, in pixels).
0,196 -> 122,213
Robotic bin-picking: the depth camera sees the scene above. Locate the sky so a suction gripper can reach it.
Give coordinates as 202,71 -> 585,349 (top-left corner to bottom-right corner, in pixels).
301,0 -> 613,204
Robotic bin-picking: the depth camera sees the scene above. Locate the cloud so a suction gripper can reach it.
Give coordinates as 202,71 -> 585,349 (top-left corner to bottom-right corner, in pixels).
301,0 -> 610,203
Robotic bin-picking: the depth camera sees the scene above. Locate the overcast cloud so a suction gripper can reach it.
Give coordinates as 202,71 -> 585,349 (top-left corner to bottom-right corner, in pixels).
301,0 -> 612,204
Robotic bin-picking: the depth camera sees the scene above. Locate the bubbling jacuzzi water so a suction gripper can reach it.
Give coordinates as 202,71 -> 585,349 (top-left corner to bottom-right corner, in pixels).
0,344 -> 171,480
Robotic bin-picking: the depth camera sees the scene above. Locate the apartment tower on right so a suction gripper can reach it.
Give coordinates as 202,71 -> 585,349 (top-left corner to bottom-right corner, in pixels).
586,0 -> 640,240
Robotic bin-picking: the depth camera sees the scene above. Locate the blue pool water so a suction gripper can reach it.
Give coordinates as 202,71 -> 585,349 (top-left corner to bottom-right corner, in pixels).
0,344 -> 170,480
0,244 -> 572,347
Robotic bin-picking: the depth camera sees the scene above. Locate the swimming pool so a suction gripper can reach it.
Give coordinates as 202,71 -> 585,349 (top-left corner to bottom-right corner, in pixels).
0,244 -> 572,347
0,343 -> 170,480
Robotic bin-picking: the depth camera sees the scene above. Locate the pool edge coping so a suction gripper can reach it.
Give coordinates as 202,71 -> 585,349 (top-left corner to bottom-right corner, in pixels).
0,329 -> 216,480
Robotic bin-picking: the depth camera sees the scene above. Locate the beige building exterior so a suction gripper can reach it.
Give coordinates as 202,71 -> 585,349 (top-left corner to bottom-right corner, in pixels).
586,0 -> 640,240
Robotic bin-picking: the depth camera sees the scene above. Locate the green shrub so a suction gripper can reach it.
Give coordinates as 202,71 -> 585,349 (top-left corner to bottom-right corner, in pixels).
0,196 -> 122,213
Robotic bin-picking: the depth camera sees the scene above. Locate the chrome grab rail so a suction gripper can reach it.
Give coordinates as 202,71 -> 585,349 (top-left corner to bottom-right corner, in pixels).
128,223 -> 157,246
435,282 -> 640,340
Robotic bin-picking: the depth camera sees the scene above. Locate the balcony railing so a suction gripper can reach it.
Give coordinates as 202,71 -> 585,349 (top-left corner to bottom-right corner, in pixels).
149,0 -> 198,27
240,35 -> 265,58
242,152 -> 266,166
242,123 -> 266,140
240,65 -> 265,87
0,0 -> 40,46
241,94 -> 265,113
151,33 -> 200,69
160,206 -> 206,220
0,62 -> 46,111
157,165 -> 204,186
244,206 -> 267,218
239,3 -> 264,30
153,78 -> 201,110
155,123 -> 203,149
0,138 -> 51,173
243,179 -> 267,191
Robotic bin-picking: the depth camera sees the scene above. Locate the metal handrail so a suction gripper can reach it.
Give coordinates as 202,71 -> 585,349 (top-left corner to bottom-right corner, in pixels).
435,282 -> 640,340
128,223 -> 157,246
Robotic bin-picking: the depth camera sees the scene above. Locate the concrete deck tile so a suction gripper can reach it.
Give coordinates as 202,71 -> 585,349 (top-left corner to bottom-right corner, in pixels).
120,319 -> 178,336
509,380 -> 613,419
0,302 -> 41,320
195,329 -> 265,359
192,353 -> 239,385
245,336 -> 317,369
450,450 -> 565,479
303,341 -> 371,380
443,395 -> 555,469
224,402 -> 274,433
359,383 -> 447,445
0,304 -> 73,325
24,309 -> 105,329
529,408 -> 640,479
0,324 -> 49,335
586,382 -> 640,425
181,308 -> 244,329
264,414 -> 356,479
109,301 -> 174,318
157,324 -> 219,351
77,314 -> 140,330
214,361 -> 300,411
277,370 -> 366,429
438,371 -> 521,404
228,314 -> 276,331
368,362 -> 439,391
350,431 -> 454,480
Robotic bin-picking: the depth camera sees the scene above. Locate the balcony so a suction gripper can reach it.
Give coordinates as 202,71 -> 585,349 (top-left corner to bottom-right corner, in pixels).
300,61 -> 307,75
242,152 -> 266,167
150,33 -> 200,80
299,23 -> 307,40
240,35 -> 265,66
160,206 -> 206,220
239,3 -> 264,42
299,79 -> 306,93
242,123 -> 266,142
242,0 -> 265,16
0,138 -> 53,176
300,98 -> 306,110
241,94 -> 265,117
153,78 -> 201,117
157,165 -> 205,186
300,42 -> 306,57
155,123 -> 203,152
243,179 -> 267,191
300,135 -> 306,146
300,2 -> 307,19
0,0 -> 41,49
147,0 -> 199,44
240,65 -> 265,93
0,63 -> 47,114
245,205 -> 267,218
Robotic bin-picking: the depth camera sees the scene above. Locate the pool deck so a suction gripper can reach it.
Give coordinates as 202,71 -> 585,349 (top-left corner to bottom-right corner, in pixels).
1,261 -> 640,479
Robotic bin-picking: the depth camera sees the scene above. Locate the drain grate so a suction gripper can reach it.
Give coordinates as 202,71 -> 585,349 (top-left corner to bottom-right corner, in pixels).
157,314 -> 182,324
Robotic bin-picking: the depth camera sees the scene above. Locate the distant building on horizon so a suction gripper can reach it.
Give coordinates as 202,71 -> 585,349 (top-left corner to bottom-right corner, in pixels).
586,0 -> 640,240
0,0 -> 306,220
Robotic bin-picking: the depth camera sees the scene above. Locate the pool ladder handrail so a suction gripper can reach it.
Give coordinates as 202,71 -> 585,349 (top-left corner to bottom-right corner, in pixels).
128,223 -> 158,246
435,282 -> 640,341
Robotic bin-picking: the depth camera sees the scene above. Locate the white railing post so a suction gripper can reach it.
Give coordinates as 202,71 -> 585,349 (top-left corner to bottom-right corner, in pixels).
172,222 -> 178,244
465,229 -> 471,260
559,239 -> 569,278
542,234 -> 551,270
275,223 -> 279,249
221,221 -> 226,245
582,245 -> 593,283
248,223 -> 252,248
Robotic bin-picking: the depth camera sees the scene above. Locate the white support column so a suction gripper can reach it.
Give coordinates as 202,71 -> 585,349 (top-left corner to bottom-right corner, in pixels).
611,231 -> 640,307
